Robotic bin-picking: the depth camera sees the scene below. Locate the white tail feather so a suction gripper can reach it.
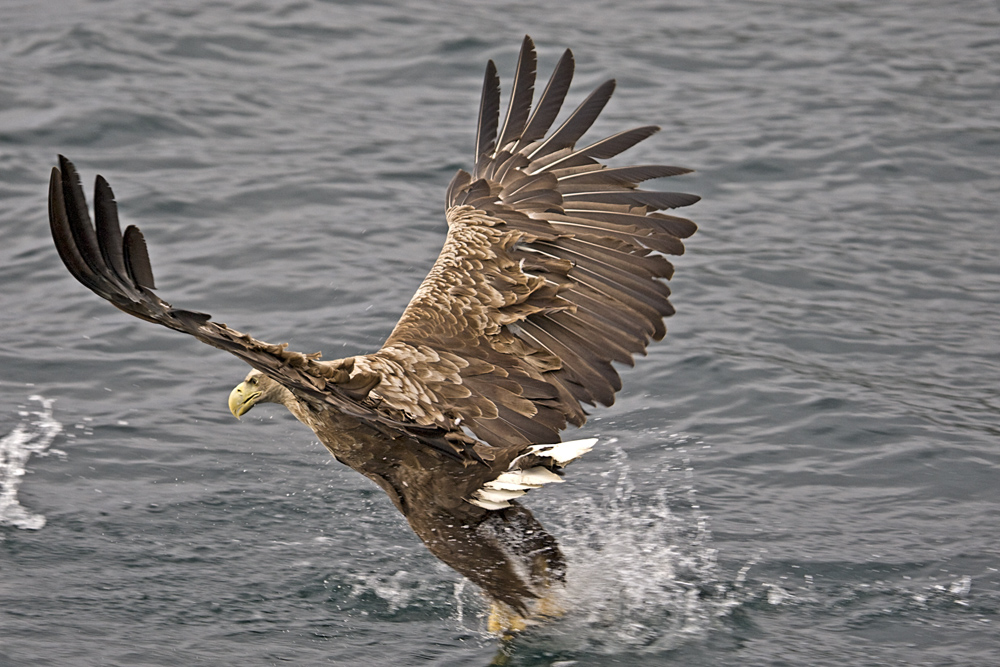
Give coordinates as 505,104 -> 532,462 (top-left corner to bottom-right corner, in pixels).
469,496 -> 512,510
530,437 -> 598,463
475,487 -> 529,503
509,437 -> 598,470
467,438 -> 599,509
483,478 -> 542,491
489,467 -> 563,488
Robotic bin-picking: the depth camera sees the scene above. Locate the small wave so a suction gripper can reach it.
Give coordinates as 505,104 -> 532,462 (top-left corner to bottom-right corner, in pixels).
0,395 -> 63,531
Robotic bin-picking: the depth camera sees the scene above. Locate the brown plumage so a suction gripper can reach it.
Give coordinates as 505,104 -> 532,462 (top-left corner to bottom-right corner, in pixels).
47,36 -> 697,630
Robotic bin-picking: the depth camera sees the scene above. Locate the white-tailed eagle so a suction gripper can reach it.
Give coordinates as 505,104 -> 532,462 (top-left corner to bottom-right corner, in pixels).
48,36 -> 698,635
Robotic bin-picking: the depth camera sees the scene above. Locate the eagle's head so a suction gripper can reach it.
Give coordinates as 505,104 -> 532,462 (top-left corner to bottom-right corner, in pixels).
228,370 -> 291,418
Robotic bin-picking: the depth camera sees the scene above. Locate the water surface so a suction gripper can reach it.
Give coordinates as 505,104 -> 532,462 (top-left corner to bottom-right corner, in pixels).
2,1 -> 999,665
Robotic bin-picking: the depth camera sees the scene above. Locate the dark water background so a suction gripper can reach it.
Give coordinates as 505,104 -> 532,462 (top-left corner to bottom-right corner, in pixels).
2,1 -> 999,665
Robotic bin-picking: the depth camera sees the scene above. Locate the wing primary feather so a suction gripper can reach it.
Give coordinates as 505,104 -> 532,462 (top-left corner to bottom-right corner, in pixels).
557,236 -> 672,277
516,48 -> 575,150
558,283 -> 657,341
93,175 -> 132,287
562,189 -> 701,210
537,240 -> 673,303
474,59 -> 501,171
556,164 -> 694,185
58,155 -> 105,278
544,214 -> 669,253
49,164 -> 102,292
494,35 -> 537,155
530,126 -> 660,173
566,208 -> 698,239
560,300 -> 649,356
526,79 -> 616,161
122,225 -> 156,289
648,212 -> 699,238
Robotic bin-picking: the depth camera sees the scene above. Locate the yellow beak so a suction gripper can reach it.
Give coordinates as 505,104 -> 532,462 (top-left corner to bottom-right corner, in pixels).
228,382 -> 261,419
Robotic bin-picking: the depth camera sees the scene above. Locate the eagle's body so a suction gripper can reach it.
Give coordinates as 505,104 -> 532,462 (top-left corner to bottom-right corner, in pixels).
252,372 -> 562,613
48,36 -> 698,632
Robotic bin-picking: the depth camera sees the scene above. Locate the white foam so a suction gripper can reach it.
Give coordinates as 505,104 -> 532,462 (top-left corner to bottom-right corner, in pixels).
0,395 -> 63,531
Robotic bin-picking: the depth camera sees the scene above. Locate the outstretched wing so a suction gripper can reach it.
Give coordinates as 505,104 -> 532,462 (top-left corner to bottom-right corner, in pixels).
363,36 -> 698,451
48,155 -> 477,461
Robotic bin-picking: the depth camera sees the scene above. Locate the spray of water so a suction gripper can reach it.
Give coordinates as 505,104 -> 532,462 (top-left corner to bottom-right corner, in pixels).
0,395 -> 63,531
501,437 -> 735,654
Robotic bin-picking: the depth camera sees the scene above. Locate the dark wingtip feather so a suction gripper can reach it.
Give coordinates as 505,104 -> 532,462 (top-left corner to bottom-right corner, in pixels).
49,161 -> 99,290
518,48 -> 575,148
495,35 -> 538,154
58,155 -> 105,277
475,59 -> 501,166
122,225 -> 156,289
528,78 -> 617,160
650,213 -> 698,238
94,174 -> 132,285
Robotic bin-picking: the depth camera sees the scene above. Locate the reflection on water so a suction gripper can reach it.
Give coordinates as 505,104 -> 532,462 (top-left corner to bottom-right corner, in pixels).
0,396 -> 63,532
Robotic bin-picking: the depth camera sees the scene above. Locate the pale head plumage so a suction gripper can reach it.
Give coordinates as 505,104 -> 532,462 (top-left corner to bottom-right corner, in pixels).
229,369 -> 295,418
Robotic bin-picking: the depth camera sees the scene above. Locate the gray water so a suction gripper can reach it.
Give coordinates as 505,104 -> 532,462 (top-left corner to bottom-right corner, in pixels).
2,1 -> 999,665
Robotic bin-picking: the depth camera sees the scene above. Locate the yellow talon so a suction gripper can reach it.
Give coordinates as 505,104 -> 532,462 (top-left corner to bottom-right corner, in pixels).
486,591 -> 565,640
534,592 -> 565,619
487,602 -> 527,639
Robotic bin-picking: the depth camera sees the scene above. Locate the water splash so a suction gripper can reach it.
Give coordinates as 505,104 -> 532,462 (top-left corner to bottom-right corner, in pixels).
509,438 -> 732,654
335,558 -> 463,620
0,395 -> 63,531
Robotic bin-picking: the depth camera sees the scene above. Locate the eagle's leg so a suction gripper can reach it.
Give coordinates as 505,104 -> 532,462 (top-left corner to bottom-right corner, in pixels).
481,504 -> 567,637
